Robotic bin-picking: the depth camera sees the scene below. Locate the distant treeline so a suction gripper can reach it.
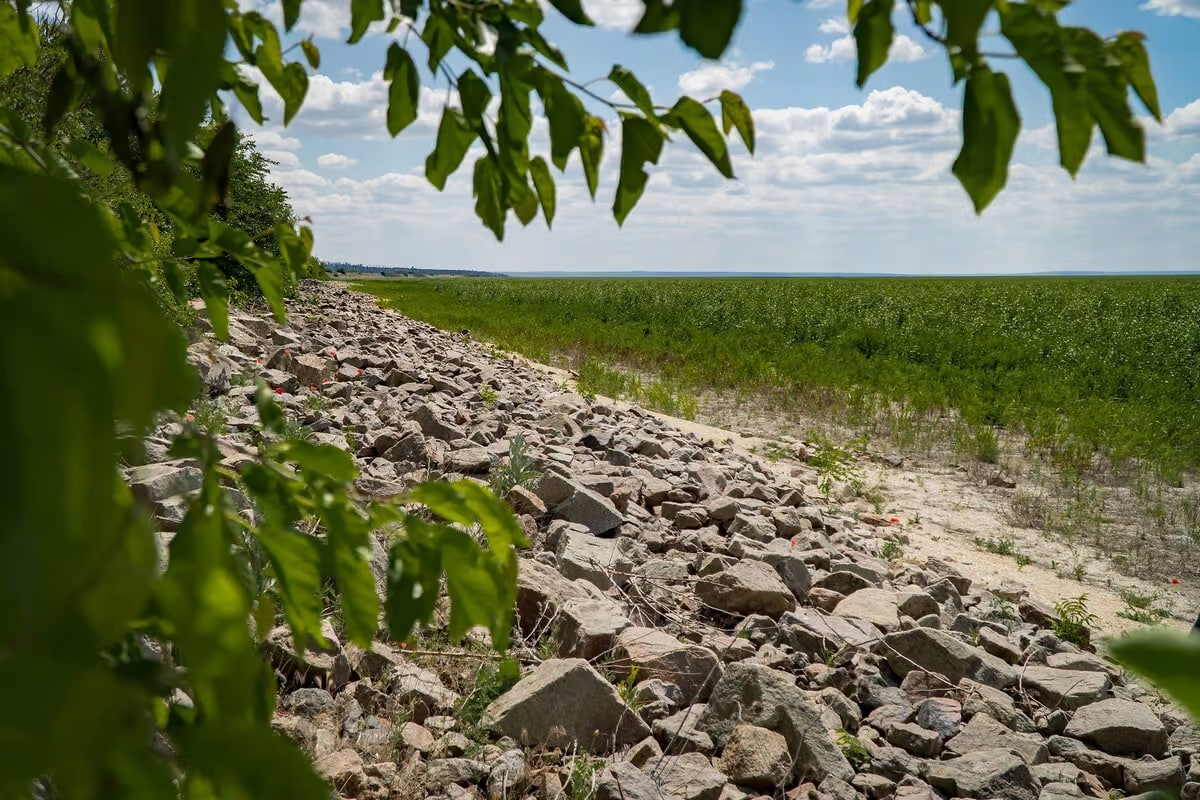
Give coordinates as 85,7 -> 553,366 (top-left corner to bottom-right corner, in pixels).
326,262 -> 503,278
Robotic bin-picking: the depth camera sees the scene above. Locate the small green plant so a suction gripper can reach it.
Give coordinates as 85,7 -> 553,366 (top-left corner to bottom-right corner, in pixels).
489,434 -> 541,497
190,395 -> 227,436
345,430 -> 360,452
566,754 -> 604,800
761,441 -> 790,462
809,436 -> 863,495
479,385 -> 499,406
975,534 -> 1016,556
303,390 -> 329,414
1116,589 -> 1171,625
536,622 -> 561,661
458,658 -> 522,738
907,512 -> 922,526
835,730 -> 870,770
880,540 -> 903,562
1053,595 -> 1098,647
1015,553 -> 1033,569
616,666 -> 642,711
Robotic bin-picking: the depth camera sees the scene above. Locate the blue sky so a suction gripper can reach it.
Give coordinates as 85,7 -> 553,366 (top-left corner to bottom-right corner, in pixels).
237,0 -> 1200,274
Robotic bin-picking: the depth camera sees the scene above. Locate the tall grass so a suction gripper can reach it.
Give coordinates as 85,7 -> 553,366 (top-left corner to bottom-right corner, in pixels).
354,276 -> 1200,475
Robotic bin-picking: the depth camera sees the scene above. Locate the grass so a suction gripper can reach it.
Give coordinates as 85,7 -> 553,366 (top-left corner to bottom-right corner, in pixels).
353,275 -> 1200,476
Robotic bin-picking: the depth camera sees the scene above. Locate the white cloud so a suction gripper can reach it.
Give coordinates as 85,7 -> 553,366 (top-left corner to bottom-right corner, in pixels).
1140,0 -> 1200,16
806,32 -> 928,64
818,17 -> 849,35
806,0 -> 841,7
677,61 -> 774,96
248,128 -> 301,151
318,153 -> 359,169
1166,98 -> 1200,136
263,149 -> 301,168
236,0 -> 392,39
580,0 -> 644,30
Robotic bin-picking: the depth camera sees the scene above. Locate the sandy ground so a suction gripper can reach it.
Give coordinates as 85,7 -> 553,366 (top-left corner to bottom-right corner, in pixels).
510,353 -> 1198,642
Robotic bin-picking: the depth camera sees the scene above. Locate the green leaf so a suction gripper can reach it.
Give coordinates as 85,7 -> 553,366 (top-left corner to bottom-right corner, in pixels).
458,68 -> 493,121
666,97 -> 733,179
426,108 -> 476,191
320,501 -> 379,646
196,262 -> 230,341
275,223 -> 313,280
473,156 -> 506,241
208,220 -> 286,320
940,0 -> 991,81
385,518 -> 444,643
510,181 -> 539,227
1064,28 -> 1144,163
254,381 -> 286,433
609,66 -> 659,124
1112,33 -> 1160,122
407,480 -> 528,562
43,65 -> 78,137
719,90 -> 755,154
614,116 -> 664,226
282,0 -> 301,31
300,39 -> 321,70
422,14 -> 454,72
67,139 -> 115,177
272,440 -> 357,483
1109,631 -> 1200,720
1000,4 -> 1092,176
384,44 -> 420,137
579,114 -> 606,198
847,0 -> 863,25
529,155 -> 556,227
180,723 -> 329,798
538,74 -> 587,171
199,120 -> 237,219
349,0 -> 384,43
549,0 -> 593,25
159,0 -> 227,155
952,65 -> 1020,214
854,0 -> 893,88
0,3 -> 37,79
254,525 -> 325,649
678,0 -> 742,60
634,0 -> 680,33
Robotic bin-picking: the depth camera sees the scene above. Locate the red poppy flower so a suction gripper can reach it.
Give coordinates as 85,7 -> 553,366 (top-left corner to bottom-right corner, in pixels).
330,350 -> 336,357
309,385 -> 317,391
323,377 -> 330,383
274,387 -> 283,394
256,358 -> 262,364
889,517 -> 900,524
356,368 -> 363,375
284,349 -> 291,355
1172,577 -> 1181,585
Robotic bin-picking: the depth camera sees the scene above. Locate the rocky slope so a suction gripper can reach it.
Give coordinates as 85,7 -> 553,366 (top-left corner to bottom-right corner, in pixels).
128,282 -> 1200,800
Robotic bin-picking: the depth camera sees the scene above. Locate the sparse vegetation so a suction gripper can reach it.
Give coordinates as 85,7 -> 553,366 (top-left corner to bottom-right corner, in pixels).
879,540 -> 904,562
1117,589 -> 1172,625
1053,595 -> 1099,647
809,436 -> 864,496
489,435 -> 541,497
835,730 -> 870,771
479,385 -> 499,406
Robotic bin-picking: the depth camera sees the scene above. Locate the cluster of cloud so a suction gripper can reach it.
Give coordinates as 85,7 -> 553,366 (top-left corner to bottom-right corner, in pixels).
804,17 -> 927,64
1140,0 -> 1200,17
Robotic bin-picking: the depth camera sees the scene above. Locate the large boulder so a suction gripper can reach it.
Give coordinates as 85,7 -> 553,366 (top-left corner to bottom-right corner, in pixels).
612,627 -> 722,705
483,659 -> 650,753
515,559 -> 604,634
1063,699 -> 1167,757
555,527 -> 634,590
645,753 -> 728,800
718,724 -> 792,790
926,748 -> 1039,800
697,662 -> 853,783
557,597 -> 632,660
882,628 -> 1016,689
833,588 -> 900,631
696,560 -> 795,619
779,608 -> 881,658
945,713 -> 1048,764
595,761 -> 665,800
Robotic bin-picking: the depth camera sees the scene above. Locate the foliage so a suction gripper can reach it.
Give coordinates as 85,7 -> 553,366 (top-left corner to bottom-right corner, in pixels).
879,540 -> 903,562
1110,632 -> 1200,721
488,434 -> 541,497
1053,595 -> 1099,647
0,1 -> 1190,797
566,754 -> 604,800
975,534 -> 1016,557
355,276 -> 1200,477
478,385 -> 499,406
457,657 -> 522,740
835,730 -> 870,770
1116,588 -> 1171,625
808,437 -> 864,496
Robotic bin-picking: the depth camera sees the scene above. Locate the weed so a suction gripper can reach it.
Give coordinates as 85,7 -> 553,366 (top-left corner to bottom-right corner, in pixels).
809,436 -> 863,495
761,442 -> 790,462
880,540 -> 903,562
458,658 -> 521,740
303,391 -> 329,414
489,434 -> 541,497
345,430 -> 360,452
478,385 -> 499,406
615,667 -> 642,711
835,731 -> 870,770
190,395 -> 228,436
1116,588 -> 1171,625
1007,491 -> 1050,530
975,535 -> 1016,556
1053,595 -> 1098,647
566,755 -> 604,800
907,512 -> 922,526
1014,553 -> 1033,569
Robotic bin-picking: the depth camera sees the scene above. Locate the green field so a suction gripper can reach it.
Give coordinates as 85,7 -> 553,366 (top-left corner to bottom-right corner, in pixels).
353,276 -> 1200,475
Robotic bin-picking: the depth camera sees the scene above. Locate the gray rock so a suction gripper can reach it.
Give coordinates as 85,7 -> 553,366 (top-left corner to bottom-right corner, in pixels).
945,713 -> 1048,764
425,758 -> 489,791
596,761 -> 665,800
555,484 -> 626,534
833,588 -> 900,631
556,528 -> 634,590
1038,783 -> 1086,800
652,705 -> 715,755
697,662 -> 853,783
482,659 -> 650,753
696,560 -> 795,619
487,750 -> 527,800
886,721 -> 942,757
926,748 -> 1039,800
978,627 -> 1022,664
779,607 -> 881,658
1020,666 -> 1110,711
1062,698 -> 1167,757
126,461 -> 202,504
558,597 -> 632,660
1124,757 -> 1185,795
314,748 -> 368,796
613,627 -> 722,705
645,752 -> 727,800
444,446 -> 491,473
883,627 -> 1016,689
915,697 -> 962,739
718,725 -> 792,790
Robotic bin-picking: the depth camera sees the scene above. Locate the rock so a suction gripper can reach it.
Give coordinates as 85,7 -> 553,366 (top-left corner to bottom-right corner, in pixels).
1062,699 -> 1167,757
482,659 -> 650,753
1020,666 -> 1109,711
1045,735 -> 1128,786
945,713 -> 1049,764
896,590 -> 940,620
387,661 -> 461,720
558,597 -> 632,660
779,608 -> 880,657
882,628 -> 1016,689
398,721 -> 436,753
696,560 -> 795,618
915,697 -> 962,739
652,706 -> 715,755
314,748 -> 368,797
926,748 -> 1039,800
959,678 -> 1037,733
978,627 -> 1022,664
697,662 -> 853,783
506,485 -> 547,517
444,446 -> 491,473
812,571 -> 874,596
647,752 -> 728,800
718,725 -> 791,790
126,461 -> 203,504
425,758 -> 489,791
554,483 -> 626,534
487,750 -> 527,800
555,527 -> 634,590
595,761 -> 665,800
1039,783 -> 1085,800
1124,757 -> 1185,795
613,627 -> 723,705
832,588 -> 900,631
886,721 -> 942,757
515,558 -> 603,634
287,687 -> 334,716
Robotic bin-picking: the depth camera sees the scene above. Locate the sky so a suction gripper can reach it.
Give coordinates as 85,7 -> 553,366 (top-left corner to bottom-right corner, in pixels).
235,0 -> 1200,275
